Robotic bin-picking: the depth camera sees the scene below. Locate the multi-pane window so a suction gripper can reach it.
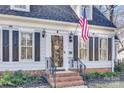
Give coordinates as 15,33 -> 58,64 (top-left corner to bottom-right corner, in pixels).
99,38 -> 108,60
80,37 -> 111,61
10,5 -> 30,12
82,6 -> 92,20
80,39 -> 88,60
21,32 -> 32,60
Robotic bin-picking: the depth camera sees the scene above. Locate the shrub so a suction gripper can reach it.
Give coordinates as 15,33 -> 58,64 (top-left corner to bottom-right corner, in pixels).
115,63 -> 124,72
0,71 -> 14,86
85,72 -> 120,80
0,70 -> 47,87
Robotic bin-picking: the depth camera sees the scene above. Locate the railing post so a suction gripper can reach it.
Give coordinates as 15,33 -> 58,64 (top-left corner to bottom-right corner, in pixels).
77,60 -> 78,72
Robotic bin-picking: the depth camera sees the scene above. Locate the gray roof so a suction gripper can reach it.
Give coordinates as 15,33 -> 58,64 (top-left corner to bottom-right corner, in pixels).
0,5 -> 116,28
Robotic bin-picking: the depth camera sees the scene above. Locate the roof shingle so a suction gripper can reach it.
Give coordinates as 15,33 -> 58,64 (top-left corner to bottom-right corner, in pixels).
0,5 -> 116,28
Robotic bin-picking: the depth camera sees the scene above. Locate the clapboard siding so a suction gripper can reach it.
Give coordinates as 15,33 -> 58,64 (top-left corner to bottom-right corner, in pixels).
68,37 -> 73,58
0,62 -> 45,71
40,36 -> 46,69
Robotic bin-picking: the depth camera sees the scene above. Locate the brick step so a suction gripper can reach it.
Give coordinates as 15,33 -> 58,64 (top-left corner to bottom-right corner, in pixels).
49,72 -> 79,77
50,80 -> 84,88
49,76 -> 83,82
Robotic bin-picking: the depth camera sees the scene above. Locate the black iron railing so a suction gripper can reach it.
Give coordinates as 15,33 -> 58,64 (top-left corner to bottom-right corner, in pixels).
69,57 -> 86,84
46,57 -> 56,88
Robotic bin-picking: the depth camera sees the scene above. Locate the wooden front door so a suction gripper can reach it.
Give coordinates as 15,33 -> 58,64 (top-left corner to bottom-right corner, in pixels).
51,35 -> 63,67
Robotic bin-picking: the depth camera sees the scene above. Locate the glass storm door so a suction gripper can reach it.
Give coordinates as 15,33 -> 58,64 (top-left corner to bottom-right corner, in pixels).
51,35 -> 63,67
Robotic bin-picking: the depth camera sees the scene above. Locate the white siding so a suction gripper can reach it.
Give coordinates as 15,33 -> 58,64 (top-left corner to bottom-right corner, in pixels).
0,62 -> 45,71
40,34 -> 46,69
0,27 -> 46,71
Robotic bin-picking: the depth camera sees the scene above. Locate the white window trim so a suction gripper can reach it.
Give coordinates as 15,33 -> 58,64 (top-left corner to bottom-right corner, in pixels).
10,5 -> 30,12
79,34 -> 110,62
98,37 -> 108,61
79,38 -> 89,61
19,29 -> 34,62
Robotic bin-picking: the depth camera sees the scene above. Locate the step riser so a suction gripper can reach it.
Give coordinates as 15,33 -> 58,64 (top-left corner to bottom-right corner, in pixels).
49,72 -> 79,77
50,81 -> 84,88
49,77 -> 83,82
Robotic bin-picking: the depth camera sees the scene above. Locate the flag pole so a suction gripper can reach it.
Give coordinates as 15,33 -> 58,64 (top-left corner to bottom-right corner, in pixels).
74,23 -> 79,35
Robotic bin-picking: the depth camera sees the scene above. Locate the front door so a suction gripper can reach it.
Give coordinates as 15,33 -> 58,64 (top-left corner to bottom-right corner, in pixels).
51,35 -> 63,67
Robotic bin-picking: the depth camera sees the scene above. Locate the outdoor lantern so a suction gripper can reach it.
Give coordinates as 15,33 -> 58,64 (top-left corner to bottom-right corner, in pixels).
69,32 -> 73,42
42,29 -> 46,38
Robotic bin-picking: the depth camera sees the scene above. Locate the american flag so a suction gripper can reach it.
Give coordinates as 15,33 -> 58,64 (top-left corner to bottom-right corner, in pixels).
79,7 -> 89,41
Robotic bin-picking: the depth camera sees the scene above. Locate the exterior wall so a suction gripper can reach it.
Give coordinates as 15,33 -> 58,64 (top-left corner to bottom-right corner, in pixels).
0,15 -> 115,72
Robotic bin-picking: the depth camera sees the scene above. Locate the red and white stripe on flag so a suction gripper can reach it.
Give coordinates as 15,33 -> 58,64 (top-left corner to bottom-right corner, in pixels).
79,16 -> 89,41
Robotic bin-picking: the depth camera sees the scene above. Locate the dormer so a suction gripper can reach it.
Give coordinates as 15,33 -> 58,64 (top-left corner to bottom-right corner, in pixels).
10,5 -> 30,12
71,5 -> 93,20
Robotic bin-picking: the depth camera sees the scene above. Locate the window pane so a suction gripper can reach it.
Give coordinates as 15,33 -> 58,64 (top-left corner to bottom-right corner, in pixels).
21,33 -> 26,46
21,47 -> 26,59
100,38 -> 107,60
80,39 -> 88,60
27,47 -> 32,59
27,33 -> 32,46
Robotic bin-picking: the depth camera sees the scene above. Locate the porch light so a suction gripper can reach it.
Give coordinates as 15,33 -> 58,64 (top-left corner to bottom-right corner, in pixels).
42,29 -> 46,38
69,32 -> 73,42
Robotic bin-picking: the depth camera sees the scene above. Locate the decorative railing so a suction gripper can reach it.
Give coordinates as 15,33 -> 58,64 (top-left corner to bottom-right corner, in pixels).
69,57 -> 87,84
46,57 -> 56,88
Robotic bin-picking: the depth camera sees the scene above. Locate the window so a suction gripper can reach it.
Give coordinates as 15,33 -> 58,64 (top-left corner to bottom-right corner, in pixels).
10,5 -> 30,12
99,38 -> 108,60
21,32 -> 32,60
80,38 -> 88,60
82,6 -> 93,20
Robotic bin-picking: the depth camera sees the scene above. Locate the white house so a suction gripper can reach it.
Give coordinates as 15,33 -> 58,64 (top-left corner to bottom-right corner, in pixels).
0,5 -> 116,74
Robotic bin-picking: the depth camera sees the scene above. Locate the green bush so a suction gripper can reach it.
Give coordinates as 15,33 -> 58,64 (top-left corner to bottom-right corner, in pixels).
0,70 -> 47,87
85,71 -> 120,80
0,71 -> 14,86
115,63 -> 124,72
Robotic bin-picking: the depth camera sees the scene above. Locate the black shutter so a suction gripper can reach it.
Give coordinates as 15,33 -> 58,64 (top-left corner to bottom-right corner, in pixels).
108,38 -> 112,60
73,35 -> 78,61
94,37 -> 99,61
3,30 -> 9,61
13,31 -> 19,61
35,32 -> 40,61
89,37 -> 93,61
